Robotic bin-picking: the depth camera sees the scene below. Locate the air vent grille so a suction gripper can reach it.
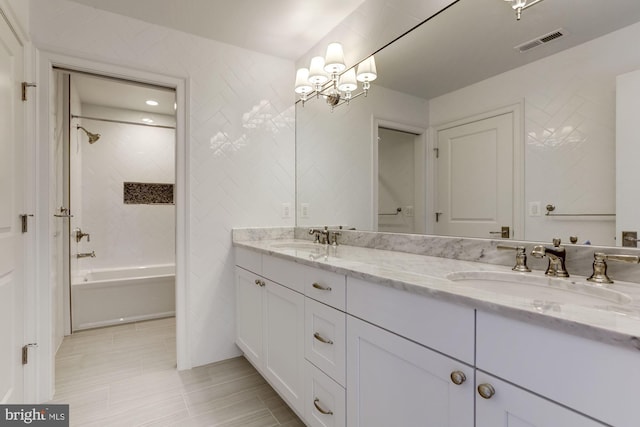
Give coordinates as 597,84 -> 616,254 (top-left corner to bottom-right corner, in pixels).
515,29 -> 565,53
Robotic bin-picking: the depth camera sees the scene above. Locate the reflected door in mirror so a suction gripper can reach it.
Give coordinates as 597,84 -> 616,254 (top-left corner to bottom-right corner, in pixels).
435,113 -> 514,239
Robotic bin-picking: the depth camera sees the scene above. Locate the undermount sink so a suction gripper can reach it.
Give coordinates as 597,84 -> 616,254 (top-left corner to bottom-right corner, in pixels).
271,242 -> 326,251
446,271 -> 632,306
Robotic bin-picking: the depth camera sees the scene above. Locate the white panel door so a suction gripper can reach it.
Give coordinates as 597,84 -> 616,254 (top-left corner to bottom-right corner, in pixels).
436,112 -> 514,238
476,373 -> 605,427
346,316 -> 473,427
616,69 -> 640,245
0,12 -> 25,404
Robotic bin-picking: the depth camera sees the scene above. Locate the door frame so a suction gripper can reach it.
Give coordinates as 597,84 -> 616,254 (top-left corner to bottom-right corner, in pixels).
429,103 -> 524,239
371,118 -> 427,233
35,50 -> 191,401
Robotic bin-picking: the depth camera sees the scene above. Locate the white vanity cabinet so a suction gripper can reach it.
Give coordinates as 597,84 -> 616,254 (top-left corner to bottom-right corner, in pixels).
346,277 -> 475,427
235,249 -> 305,416
475,373 -> 604,426
477,311 -> 639,427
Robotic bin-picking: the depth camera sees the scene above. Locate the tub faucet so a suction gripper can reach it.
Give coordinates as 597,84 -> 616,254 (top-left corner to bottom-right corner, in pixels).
77,251 -> 96,258
531,238 -> 569,277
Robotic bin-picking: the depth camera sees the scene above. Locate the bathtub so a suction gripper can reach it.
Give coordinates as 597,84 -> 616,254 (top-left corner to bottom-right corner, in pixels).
71,264 -> 175,330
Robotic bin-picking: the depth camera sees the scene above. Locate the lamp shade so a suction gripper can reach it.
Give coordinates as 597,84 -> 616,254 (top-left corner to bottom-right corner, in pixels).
356,56 -> 377,82
294,68 -> 313,94
308,56 -> 329,85
324,42 -> 346,74
338,68 -> 358,92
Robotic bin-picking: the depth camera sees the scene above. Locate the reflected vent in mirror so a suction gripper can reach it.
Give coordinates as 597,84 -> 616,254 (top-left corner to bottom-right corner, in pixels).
515,29 -> 565,53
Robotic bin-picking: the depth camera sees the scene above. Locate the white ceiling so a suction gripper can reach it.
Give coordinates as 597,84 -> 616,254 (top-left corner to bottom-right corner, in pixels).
375,0 -> 640,99
72,73 -> 176,116
66,0 -> 365,60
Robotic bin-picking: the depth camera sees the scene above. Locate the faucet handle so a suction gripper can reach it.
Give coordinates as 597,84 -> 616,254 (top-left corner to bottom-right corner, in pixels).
552,237 -> 562,247
587,252 -> 640,285
497,245 -> 531,272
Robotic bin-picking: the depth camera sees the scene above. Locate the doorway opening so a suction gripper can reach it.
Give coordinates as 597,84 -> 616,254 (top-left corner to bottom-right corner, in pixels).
52,69 -> 177,338
373,120 -> 427,234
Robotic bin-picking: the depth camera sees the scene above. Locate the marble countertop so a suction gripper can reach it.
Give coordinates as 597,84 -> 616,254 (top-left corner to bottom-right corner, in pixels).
234,238 -> 640,352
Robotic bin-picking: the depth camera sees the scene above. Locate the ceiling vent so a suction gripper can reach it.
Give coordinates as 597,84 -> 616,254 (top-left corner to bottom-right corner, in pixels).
515,29 -> 565,53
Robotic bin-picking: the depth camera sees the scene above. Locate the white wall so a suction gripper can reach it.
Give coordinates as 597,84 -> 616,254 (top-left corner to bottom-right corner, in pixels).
429,21 -> 640,246
31,0 -> 295,367
296,85 -> 428,229
72,105 -> 176,271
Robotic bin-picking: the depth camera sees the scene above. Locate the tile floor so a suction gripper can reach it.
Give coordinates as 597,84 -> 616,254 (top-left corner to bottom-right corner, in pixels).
51,317 -> 306,427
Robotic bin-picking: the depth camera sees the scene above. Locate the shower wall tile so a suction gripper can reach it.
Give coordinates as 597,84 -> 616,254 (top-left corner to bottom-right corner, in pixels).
79,105 -> 176,270
32,0 -> 295,367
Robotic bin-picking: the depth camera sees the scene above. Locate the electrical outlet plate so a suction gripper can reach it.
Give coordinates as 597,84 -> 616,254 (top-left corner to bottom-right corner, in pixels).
281,203 -> 291,219
300,203 -> 310,219
404,206 -> 414,217
528,201 -> 541,216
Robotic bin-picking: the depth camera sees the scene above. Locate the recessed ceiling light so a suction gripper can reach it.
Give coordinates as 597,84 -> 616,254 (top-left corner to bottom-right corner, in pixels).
146,100 -> 159,106
141,118 -> 154,123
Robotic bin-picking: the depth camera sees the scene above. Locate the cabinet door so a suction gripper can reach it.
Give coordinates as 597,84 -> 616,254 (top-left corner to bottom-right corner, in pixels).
347,316 -> 473,427
476,373 -> 605,427
263,280 -> 305,414
235,267 -> 263,367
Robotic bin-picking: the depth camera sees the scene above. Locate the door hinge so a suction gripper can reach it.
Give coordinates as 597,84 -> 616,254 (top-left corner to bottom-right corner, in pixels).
21,82 -> 36,101
20,213 -> 34,233
433,147 -> 439,158
22,343 -> 38,365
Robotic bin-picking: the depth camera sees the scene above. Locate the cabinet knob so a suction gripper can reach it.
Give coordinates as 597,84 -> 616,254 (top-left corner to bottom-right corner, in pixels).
260,280 -> 266,287
477,383 -> 496,399
313,398 -> 334,415
313,332 -> 334,345
254,279 -> 265,287
254,279 -> 260,286
450,370 -> 466,385
312,282 -> 332,291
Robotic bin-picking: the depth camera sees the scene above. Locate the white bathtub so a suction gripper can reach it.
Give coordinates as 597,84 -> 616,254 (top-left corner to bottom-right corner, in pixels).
71,264 -> 175,330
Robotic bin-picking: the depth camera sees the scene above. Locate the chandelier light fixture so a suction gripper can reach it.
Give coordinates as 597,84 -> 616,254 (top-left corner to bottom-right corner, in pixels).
295,42 -> 377,111
504,0 -> 545,21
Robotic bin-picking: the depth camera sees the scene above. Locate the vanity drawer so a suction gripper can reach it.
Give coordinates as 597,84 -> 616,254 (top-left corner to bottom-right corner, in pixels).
305,360 -> 346,427
305,298 -> 346,386
477,311 -> 640,427
347,277 -> 475,364
235,247 -> 262,274
263,255 -> 346,308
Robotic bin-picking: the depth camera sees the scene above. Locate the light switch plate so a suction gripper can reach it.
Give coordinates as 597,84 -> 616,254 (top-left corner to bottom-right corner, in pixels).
300,203 -> 310,219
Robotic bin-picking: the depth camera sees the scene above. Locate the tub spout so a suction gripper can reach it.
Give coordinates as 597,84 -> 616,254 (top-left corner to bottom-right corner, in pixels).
77,251 -> 96,258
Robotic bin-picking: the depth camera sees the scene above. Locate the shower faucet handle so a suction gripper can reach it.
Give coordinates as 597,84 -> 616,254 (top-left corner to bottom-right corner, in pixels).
74,227 -> 91,243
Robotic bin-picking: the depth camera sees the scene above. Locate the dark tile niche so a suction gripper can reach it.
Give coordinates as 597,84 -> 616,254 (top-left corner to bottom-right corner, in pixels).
123,182 -> 174,205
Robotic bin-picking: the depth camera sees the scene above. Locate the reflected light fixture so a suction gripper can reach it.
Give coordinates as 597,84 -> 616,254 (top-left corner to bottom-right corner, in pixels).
504,0 -> 545,21
295,42 -> 377,111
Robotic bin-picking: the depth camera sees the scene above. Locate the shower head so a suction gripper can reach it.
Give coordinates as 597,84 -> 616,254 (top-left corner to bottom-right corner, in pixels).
77,125 -> 101,144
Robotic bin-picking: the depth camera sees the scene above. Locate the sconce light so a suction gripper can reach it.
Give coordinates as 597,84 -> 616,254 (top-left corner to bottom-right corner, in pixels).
295,42 -> 377,110
504,0 -> 545,20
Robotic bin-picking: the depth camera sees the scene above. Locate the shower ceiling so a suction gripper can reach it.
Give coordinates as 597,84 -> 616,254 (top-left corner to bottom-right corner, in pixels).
73,73 -> 176,116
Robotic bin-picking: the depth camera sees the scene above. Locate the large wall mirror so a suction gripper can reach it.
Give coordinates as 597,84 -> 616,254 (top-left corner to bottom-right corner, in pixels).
296,0 -> 640,248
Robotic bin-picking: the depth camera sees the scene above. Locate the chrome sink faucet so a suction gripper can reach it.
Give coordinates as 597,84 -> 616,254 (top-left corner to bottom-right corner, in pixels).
308,226 -> 342,245
531,238 -> 569,277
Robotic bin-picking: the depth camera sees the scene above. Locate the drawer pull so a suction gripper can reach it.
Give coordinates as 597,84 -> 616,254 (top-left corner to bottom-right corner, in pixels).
313,398 -> 334,415
450,370 -> 466,385
477,383 -> 496,399
313,332 -> 334,345
312,282 -> 332,291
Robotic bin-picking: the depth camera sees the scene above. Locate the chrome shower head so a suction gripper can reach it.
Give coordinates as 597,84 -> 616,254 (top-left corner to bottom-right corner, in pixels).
77,125 -> 101,144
